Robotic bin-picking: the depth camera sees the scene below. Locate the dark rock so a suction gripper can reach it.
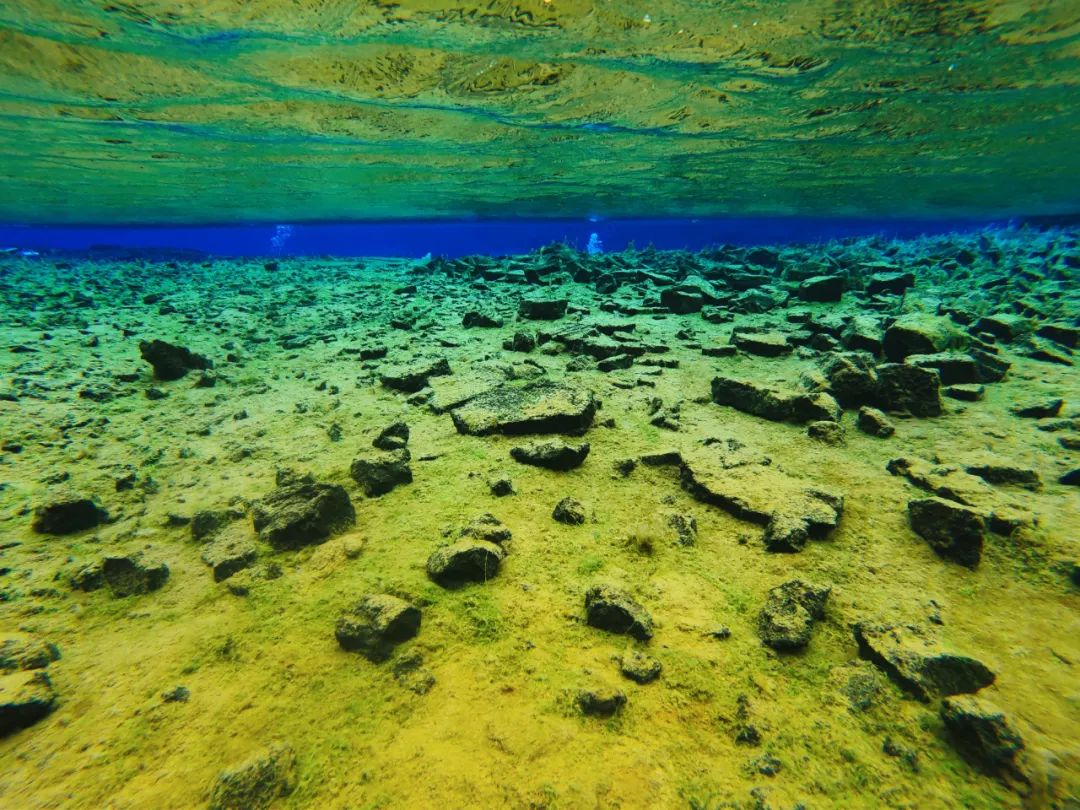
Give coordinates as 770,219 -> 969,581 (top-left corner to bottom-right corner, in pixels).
906,353 -> 979,385
668,512 -> 697,546
819,353 -> 878,408
208,743 -> 296,810
349,449 -> 412,497
0,634 -> 60,673
145,387 -> 167,401
876,363 -> 943,417
585,585 -> 653,641
161,685 -> 190,703
1061,469 -> 1080,486
797,274 -> 844,302
462,513 -> 512,543
968,347 -> 1010,383
372,421 -> 409,451
595,273 -> 619,294
619,650 -> 662,684
757,579 -> 830,651
660,287 -> 704,314
380,358 -> 451,393
1011,398 -> 1063,419
505,331 -> 536,353
334,594 -> 421,662
138,339 -> 210,381
518,297 -> 568,320
857,406 -> 895,438
1036,323 -> 1079,349
710,376 -> 793,421
867,271 -> 915,296
426,540 -> 505,587
945,384 -> 985,402
510,440 -> 589,471
807,420 -> 844,446
251,475 -> 356,550
974,313 -> 1031,342
552,497 -> 586,525
488,476 -> 514,497
732,331 -> 792,357
102,551 -> 170,596
841,316 -> 884,355
191,508 -> 244,542
941,695 -> 1029,786
597,353 -> 633,372
0,670 -> 56,737
883,314 -> 966,362
908,497 -> 985,568
200,532 -> 257,582
462,310 -> 503,328
31,497 -> 107,535
450,380 -> 597,436
964,463 -> 1041,491
854,623 -> 995,701
576,687 -> 627,717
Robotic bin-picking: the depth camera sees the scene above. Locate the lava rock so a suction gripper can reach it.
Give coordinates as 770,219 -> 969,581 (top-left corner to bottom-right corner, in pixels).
807,420 -> 845,446
941,695 -> 1029,785
1010,398 -> 1063,419
908,497 -> 985,568
518,296 -> 568,320
372,421 -> 409,451
506,331 -> 536,353
855,623 -> 995,701
31,497 -> 107,535
451,380 -> 598,436
964,463 -> 1041,491
0,634 -> 60,673
819,353 -> 878,408
462,513 -> 512,543
251,474 -> 356,550
757,579 -> 830,651
619,650 -> 662,684
334,594 -> 421,662
660,287 -> 704,314
906,353 -> 979,385
797,274 -> 844,302
944,383 -> 985,402
488,476 -> 514,497
883,314 -> 966,362
584,585 -> 653,641
379,358 -> 451,393
510,440 -> 590,471
208,743 -> 297,810
190,508 -> 244,542
102,551 -> 170,596
200,532 -> 258,582
876,363 -> 943,417
867,271 -> 915,296
350,449 -> 413,496
426,540 -> 505,588
462,310 -> 503,328
732,331 -> 792,357
857,406 -> 895,438
974,313 -> 1031,342
710,376 -> 795,422
0,670 -> 57,737
138,339 -> 211,381
667,512 -> 697,547
576,687 -> 627,717
552,497 -> 586,525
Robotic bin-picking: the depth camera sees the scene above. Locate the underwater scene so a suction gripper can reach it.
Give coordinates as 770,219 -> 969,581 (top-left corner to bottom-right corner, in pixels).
1,2 -> 1079,810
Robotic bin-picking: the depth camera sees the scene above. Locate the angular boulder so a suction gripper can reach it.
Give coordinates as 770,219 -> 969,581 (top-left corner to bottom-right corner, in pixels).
335,594 -> 421,662
941,695 -> 1029,785
200,530 -> 258,582
908,497 -> 985,568
552,497 -> 586,525
31,497 -> 107,535
461,513 -> 512,544
251,474 -> 356,550
797,274 -> 844,302
577,687 -> 628,717
350,449 -> 412,497
510,440 -> 590,471
208,743 -> 297,810
426,540 -> 505,588
757,579 -> 830,651
139,339 -> 210,381
518,297 -> 568,320
876,363 -> 943,417
883,314 -> 966,362
450,380 -> 597,436
0,670 -> 57,737
584,585 -> 653,641
102,551 -> 170,597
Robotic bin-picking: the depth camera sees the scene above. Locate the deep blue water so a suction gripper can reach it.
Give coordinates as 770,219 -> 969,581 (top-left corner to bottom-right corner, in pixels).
0,217 -> 1035,259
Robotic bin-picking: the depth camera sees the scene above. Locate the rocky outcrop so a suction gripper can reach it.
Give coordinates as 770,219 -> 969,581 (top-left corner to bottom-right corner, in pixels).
380,357 -> 451,393
941,695 -> 1030,787
710,376 -> 840,425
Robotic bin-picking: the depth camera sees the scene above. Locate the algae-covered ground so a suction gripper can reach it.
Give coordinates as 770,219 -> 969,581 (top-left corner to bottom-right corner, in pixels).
1,227 -> 1079,809
1,1 -> 1079,222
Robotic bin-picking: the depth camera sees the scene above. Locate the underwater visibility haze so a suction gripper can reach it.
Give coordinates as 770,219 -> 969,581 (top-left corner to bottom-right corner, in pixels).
0,2 -> 1079,810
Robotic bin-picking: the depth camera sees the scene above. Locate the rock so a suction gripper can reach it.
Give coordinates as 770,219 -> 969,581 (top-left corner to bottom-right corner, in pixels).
507,331 -> 536,353
969,347 -> 1010,383
854,623 -> 995,701
334,594 -> 421,662
488,476 -> 514,497
964,463 -> 1041,491
820,353 -> 878,408
1011,398 -> 1063,419
667,512 -> 697,546
462,310 -> 503,328
867,271 -> 915,296
883,314 -> 966,362
552,497 -> 586,525
1061,469 -> 1080,486
945,383 -> 985,402
732,331 -> 792,357
251,474 -> 356,550
711,376 -> 795,421
660,287 -> 704,314
138,339 -> 210,381
191,508 -> 244,542
31,496 -> 107,535
350,449 -> 412,497
584,585 -> 653,641
379,357 -> 451,393
1037,323 -> 1079,349
908,497 -> 986,567
807,420 -> 844,446
102,551 -> 170,596
200,531 -> 258,582
162,685 -> 190,703
857,406 -> 895,438
0,670 -> 56,737
0,634 -> 60,673
974,313 -> 1031,342
619,650 -> 662,684
426,540 -> 505,587
576,687 -> 627,717
941,695 -> 1029,785
372,421 -> 409,451
906,352 -> 979,385
842,316 -> 884,354
208,743 -> 297,810
797,274 -> 844,302
680,446 -> 842,553
510,440 -> 590,471
757,579 -> 830,651
876,363 -> 943,417
450,380 -> 598,436
462,513 -> 512,543
518,296 -> 568,320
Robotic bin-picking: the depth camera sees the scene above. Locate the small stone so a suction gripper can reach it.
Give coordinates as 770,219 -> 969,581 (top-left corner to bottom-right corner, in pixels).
372,421 -> 409,451
576,687 -> 627,717
208,743 -> 297,810
510,440 -> 590,471
162,685 -> 190,703
584,585 -> 653,641
619,650 -> 662,684
139,339 -> 211,381
426,540 -> 505,588
807,420 -> 845,446
462,310 -> 503,328
857,406 -> 895,438
552,497 -> 586,525
349,449 -> 412,497
31,497 -> 107,535
757,579 -> 830,651
944,384 -> 985,402
462,513 -> 512,543
488,476 -> 514,497
335,594 -> 421,662
908,497 -> 985,568
667,512 -> 697,546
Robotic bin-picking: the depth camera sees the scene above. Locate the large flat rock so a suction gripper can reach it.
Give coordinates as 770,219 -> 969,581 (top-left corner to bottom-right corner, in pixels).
450,380 -> 598,436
